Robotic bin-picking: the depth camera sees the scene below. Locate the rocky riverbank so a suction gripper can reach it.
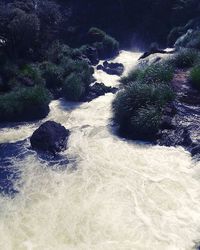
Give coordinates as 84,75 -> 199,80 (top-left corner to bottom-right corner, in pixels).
158,69 -> 200,160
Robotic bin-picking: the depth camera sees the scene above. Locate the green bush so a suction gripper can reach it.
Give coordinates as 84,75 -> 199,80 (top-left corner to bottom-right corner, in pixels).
19,64 -> 44,85
63,73 -> 86,101
140,63 -> 174,84
62,60 -> 93,101
40,62 -> 64,89
121,68 -> 144,85
190,65 -> 200,90
88,27 -> 119,59
112,82 -> 175,140
88,27 -> 106,43
0,85 -> 51,122
121,63 -> 174,85
170,49 -> 199,68
61,59 -> 93,83
46,41 -> 74,64
130,106 -> 162,139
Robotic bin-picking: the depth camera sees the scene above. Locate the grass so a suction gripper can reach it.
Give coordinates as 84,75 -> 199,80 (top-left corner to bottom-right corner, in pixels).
112,81 -> 175,140
121,63 -> 174,85
170,49 -> 200,69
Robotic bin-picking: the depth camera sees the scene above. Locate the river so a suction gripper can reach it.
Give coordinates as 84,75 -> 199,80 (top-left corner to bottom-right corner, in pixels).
0,51 -> 200,250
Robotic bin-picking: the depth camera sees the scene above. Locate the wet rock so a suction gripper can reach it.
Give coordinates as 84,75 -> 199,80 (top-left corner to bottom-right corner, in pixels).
156,69 -> 200,159
83,82 -> 118,102
30,121 -> 70,154
190,145 -> 200,158
139,43 -> 174,60
160,115 -> 174,130
97,61 -> 124,76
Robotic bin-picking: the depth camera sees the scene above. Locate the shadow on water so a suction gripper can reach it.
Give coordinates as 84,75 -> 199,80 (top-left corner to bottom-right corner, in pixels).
107,117 -> 153,148
56,98 -> 84,112
0,139 -> 70,197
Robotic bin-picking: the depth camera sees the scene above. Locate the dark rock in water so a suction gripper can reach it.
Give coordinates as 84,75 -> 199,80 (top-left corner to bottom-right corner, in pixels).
30,121 -> 70,154
190,145 -> 200,157
97,61 -> 124,76
97,65 -> 104,71
160,115 -> 174,130
139,43 -> 175,60
83,82 -> 118,102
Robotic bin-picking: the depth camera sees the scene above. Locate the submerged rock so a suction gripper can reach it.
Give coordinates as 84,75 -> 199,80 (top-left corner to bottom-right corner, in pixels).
97,61 -> 124,76
30,121 -> 70,154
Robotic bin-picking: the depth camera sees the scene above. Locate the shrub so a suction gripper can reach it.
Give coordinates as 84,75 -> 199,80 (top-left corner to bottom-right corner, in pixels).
0,7 -> 40,58
46,41 -> 73,64
62,63 -> 92,101
63,73 -> 86,101
190,65 -> 200,90
121,63 -> 174,85
19,64 -> 44,85
130,106 -> 162,139
112,82 -> 175,140
40,62 -> 64,89
88,27 -> 106,43
140,63 -> 174,84
61,59 -> 93,84
0,85 -> 51,122
170,49 -> 199,68
88,27 -> 119,59
121,68 -> 144,85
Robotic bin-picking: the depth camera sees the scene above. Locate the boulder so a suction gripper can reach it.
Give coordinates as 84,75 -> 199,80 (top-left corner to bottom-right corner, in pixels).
191,145 -> 200,158
30,121 -> 70,154
83,82 -> 118,102
97,61 -> 124,76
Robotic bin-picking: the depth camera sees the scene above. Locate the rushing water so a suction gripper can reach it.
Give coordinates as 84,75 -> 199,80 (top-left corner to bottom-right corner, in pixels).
0,51 -> 200,250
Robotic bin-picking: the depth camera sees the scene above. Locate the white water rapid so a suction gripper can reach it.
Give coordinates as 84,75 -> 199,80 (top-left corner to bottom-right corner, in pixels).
0,51 -> 200,250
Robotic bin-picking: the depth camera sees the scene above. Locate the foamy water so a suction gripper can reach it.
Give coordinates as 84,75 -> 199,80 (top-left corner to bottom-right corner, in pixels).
0,51 -> 200,250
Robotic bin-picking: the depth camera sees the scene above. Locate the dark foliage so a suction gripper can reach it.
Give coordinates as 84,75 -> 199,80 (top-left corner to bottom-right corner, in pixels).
0,85 -> 51,122
112,81 -> 175,140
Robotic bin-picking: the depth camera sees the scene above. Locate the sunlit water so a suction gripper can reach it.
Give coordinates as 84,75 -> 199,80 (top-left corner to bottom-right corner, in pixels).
0,51 -> 200,250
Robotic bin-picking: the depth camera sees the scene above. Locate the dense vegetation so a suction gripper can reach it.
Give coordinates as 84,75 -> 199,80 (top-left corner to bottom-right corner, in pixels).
0,0 -> 200,123
113,63 -> 175,140
0,0 -> 119,122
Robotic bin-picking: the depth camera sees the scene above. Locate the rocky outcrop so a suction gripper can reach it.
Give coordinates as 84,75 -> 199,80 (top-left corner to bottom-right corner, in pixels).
97,61 -> 124,76
83,82 -> 118,102
30,121 -> 70,154
157,70 -> 200,160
